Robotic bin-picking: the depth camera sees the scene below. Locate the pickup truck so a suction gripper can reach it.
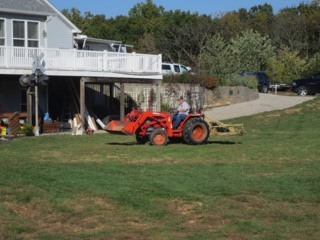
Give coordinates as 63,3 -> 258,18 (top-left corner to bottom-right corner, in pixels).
292,72 -> 320,96
162,63 -> 192,75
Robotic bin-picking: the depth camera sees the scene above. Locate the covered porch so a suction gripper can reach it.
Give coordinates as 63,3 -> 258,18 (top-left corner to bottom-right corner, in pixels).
0,46 -> 162,135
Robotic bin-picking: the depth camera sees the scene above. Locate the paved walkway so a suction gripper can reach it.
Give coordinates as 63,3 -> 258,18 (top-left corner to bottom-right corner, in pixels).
205,93 -> 315,120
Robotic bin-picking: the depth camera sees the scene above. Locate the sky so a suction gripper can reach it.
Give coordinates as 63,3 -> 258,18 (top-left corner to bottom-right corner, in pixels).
49,0 -> 311,18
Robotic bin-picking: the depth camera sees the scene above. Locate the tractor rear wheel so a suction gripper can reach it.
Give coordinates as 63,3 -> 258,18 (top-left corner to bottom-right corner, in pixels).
182,118 -> 210,145
149,128 -> 168,146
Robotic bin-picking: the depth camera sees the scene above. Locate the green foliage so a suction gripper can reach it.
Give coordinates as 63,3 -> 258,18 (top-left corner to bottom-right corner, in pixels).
231,29 -> 275,71
200,30 -> 276,80
160,10 -> 214,66
219,74 -> 258,88
162,73 -> 193,84
126,0 -> 165,47
61,8 -> 84,30
16,123 -> 33,136
305,52 -> 320,76
129,0 -> 164,34
266,45 -> 307,84
200,34 -> 237,77
278,1 -> 320,55
272,11 -> 308,53
218,12 -> 245,40
162,74 -> 219,89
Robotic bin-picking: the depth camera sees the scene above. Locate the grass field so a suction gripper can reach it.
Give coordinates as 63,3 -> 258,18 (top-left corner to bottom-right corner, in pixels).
1,97 -> 319,240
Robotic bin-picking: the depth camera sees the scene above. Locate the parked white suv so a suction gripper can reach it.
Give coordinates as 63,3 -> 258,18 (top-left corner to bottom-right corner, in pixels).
162,63 -> 191,75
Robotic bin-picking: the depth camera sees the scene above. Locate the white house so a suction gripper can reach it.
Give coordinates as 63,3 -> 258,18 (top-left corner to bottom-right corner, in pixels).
0,0 -> 162,133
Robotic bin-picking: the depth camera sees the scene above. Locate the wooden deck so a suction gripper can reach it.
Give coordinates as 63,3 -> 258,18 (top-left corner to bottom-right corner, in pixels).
0,46 -> 162,80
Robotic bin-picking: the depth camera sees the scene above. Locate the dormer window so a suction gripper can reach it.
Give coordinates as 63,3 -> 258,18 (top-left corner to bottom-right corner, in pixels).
0,19 -> 4,46
13,20 -> 39,47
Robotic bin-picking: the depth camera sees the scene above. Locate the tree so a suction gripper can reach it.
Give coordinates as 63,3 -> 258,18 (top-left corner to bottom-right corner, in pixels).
82,13 -> 109,39
104,16 -> 133,44
61,8 -> 85,30
247,4 -> 274,36
136,32 -> 158,54
305,52 -> 320,76
272,11 -> 308,54
266,45 -> 306,84
217,12 -> 245,40
160,10 -> 215,68
297,0 -> 320,57
231,30 -> 275,71
199,34 -> 237,78
129,0 -> 164,28
128,0 -> 164,38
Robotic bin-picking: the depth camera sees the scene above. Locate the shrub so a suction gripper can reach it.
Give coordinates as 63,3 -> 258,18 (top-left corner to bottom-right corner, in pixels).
201,75 -> 219,89
219,74 -> 258,89
162,73 -> 195,84
16,123 -> 34,136
163,73 -> 256,89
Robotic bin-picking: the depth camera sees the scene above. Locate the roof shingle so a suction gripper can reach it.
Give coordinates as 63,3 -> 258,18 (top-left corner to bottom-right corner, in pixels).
0,0 -> 55,14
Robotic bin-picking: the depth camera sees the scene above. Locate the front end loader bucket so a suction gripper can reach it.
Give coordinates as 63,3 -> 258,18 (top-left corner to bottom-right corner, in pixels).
104,120 -> 135,135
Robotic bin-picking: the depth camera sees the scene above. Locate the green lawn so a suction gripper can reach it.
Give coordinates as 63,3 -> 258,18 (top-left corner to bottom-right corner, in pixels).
1,97 -> 320,240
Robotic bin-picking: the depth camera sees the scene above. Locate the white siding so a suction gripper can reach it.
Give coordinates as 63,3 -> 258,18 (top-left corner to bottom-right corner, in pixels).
0,13 -> 46,47
0,13 -> 74,49
46,16 -> 74,49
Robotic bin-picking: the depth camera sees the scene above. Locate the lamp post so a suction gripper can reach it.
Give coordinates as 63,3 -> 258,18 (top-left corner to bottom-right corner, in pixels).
19,53 -> 49,136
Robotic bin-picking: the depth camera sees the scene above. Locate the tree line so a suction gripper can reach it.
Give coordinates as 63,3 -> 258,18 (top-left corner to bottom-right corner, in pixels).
62,0 -> 320,84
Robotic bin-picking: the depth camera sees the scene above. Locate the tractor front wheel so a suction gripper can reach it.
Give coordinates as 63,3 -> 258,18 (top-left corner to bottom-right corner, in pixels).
182,118 -> 210,145
149,128 -> 168,146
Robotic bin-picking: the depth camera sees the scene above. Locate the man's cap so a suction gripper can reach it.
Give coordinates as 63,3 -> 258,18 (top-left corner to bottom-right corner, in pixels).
178,96 -> 184,100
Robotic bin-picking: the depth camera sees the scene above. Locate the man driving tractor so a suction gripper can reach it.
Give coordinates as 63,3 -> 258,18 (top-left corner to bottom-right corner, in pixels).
173,96 -> 190,129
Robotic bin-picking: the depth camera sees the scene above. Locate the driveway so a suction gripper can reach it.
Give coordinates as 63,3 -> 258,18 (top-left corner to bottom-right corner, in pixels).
205,93 -> 315,120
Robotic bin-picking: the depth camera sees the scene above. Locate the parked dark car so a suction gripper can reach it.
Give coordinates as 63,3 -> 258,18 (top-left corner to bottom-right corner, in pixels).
239,71 -> 270,93
292,72 -> 320,96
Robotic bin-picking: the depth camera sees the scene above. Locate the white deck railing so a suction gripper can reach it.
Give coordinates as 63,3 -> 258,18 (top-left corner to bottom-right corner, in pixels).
0,46 -> 162,75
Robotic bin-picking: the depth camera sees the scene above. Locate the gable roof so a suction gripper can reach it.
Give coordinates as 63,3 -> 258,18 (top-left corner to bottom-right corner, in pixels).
0,0 -> 81,33
0,0 -> 55,15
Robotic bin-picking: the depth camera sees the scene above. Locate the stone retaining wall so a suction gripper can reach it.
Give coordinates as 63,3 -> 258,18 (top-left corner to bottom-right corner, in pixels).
204,86 -> 259,108
122,83 -> 259,111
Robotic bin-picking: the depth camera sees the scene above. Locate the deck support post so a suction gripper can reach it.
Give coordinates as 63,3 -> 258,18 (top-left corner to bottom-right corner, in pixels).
34,85 -> 39,136
120,82 -> 125,121
110,83 -> 114,115
80,77 -> 86,133
26,87 -> 32,124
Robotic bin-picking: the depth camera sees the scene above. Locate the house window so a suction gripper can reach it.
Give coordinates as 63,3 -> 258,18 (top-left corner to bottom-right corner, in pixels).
13,20 -> 39,47
27,22 -> 39,47
0,19 -> 5,46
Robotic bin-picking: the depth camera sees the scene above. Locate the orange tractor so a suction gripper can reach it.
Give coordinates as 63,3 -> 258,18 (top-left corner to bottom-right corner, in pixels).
104,110 -> 210,146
